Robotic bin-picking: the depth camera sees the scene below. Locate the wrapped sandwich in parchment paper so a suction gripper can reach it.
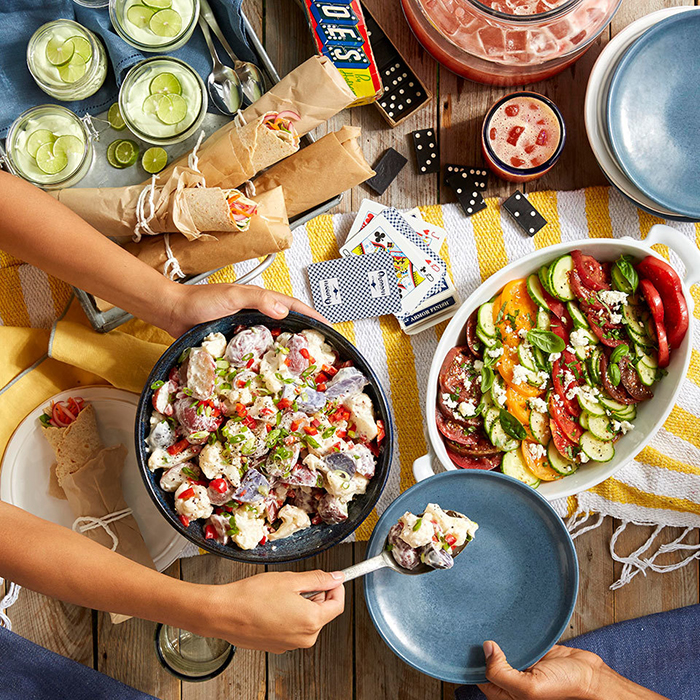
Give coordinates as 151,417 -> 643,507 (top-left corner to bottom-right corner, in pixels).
40,399 -> 155,624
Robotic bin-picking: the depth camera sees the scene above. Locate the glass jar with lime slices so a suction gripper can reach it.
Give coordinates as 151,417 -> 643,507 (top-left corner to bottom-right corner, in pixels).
27,19 -> 108,101
5,105 -> 93,189
110,0 -> 200,52
119,57 -> 207,145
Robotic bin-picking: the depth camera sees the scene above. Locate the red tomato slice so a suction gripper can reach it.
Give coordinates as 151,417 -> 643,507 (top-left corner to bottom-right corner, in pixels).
446,449 -> 502,471
637,256 -> 689,349
550,418 -> 577,461
542,287 -> 566,319
654,317 -> 670,368
550,316 -> 569,344
639,278 -> 665,324
570,268 -> 605,311
549,393 -> 584,444
599,351 -> 637,405
551,359 -> 582,417
586,311 -> 626,348
572,250 -> 610,291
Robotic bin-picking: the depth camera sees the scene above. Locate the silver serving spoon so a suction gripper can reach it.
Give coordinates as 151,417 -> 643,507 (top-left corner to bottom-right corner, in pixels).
302,510 -> 471,599
198,0 -> 265,106
199,18 -> 243,116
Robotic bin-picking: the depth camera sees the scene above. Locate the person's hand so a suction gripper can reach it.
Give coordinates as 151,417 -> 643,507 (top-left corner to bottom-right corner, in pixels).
163,281 -> 326,338
478,642 -> 604,700
195,570 -> 345,653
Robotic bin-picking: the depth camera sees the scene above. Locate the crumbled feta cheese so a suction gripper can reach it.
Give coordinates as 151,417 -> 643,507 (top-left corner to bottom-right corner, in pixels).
511,364 -> 529,386
535,371 -> 550,389
492,380 -> 507,407
474,360 -> 484,371
564,371 -> 576,387
613,420 -> 634,435
598,290 -> 628,306
442,393 -> 457,409
528,442 -> 547,461
518,328 -> 528,339
567,383 -> 600,403
579,451 -> 590,463
458,400 -> 477,417
609,312 -> 623,325
570,329 -> 590,348
528,396 -> 548,414
486,346 -> 504,359
549,352 -> 561,363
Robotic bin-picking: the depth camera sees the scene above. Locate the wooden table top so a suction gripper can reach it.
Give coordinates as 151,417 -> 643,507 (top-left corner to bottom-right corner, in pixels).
8,1 -> 699,698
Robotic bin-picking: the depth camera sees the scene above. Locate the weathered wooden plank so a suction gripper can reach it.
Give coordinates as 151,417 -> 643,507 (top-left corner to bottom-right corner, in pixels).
180,554 -> 266,700
266,543 -> 354,700
96,560 -> 180,699
354,541 -> 443,700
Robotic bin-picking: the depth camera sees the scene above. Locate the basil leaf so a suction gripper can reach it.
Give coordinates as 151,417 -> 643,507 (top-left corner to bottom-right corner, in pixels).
609,363 -> 621,386
614,256 -> 638,294
526,330 -> 565,354
481,366 -> 495,394
610,344 -> 629,364
499,409 -> 527,440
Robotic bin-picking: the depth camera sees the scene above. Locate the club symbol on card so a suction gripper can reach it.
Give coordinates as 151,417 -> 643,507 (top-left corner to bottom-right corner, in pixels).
319,278 -> 342,306
367,270 -> 391,298
373,232 -> 386,243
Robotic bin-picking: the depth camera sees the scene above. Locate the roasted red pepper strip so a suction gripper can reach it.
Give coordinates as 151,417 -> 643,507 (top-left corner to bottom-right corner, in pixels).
177,487 -> 195,500
167,438 -> 190,456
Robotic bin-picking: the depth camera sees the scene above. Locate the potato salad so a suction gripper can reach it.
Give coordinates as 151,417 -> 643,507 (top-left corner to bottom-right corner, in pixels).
146,324 -> 386,551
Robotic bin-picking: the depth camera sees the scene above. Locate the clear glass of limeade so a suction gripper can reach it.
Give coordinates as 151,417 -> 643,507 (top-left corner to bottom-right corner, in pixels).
5,105 -> 94,189
119,57 -> 207,146
110,0 -> 200,52
27,19 -> 108,101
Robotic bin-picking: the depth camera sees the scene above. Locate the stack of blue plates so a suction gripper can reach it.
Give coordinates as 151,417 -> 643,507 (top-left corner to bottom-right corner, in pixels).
585,8 -> 700,222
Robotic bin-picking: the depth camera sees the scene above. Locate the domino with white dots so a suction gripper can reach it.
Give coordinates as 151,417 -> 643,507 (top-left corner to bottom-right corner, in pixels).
411,128 -> 439,174
446,173 -> 487,217
502,191 -> 547,237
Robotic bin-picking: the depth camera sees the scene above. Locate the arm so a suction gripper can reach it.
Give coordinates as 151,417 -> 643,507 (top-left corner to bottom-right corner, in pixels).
478,642 -> 668,700
0,172 -> 324,337
0,501 -> 344,653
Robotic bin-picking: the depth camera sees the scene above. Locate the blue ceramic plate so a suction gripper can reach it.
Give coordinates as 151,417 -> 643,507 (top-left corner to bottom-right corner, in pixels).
364,470 -> 578,685
607,11 -> 700,220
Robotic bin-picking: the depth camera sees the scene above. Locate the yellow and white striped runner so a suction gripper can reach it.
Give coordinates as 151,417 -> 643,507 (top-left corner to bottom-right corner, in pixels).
3,186 -> 700,557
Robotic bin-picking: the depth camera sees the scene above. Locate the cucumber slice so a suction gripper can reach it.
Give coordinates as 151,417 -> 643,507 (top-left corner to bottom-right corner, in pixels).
580,431 -> 615,462
588,414 -> 615,441
638,351 -> 658,368
476,326 -> 498,348
536,308 -> 551,331
484,407 -> 500,434
547,440 -> 577,476
579,411 -> 590,430
501,449 -> 541,488
518,343 -> 536,371
612,265 -> 632,293
567,302 -> 589,329
598,394 -> 628,412
477,301 -> 496,338
548,255 -> 575,302
622,303 -> 646,335
626,324 -> 653,348
490,374 -> 507,409
532,346 -> 548,372
488,414 -> 520,452
612,404 -> 636,422
636,359 -> 657,387
539,265 -> 556,297
588,348 -> 602,385
526,274 -> 549,309
529,410 -> 551,446
578,392 -> 605,416
575,345 -> 587,362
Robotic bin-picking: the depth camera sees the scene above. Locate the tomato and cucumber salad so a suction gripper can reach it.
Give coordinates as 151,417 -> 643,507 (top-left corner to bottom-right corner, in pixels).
436,248 -> 688,488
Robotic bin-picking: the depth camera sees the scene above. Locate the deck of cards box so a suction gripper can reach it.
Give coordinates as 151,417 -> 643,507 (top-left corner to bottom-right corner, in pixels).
307,200 -> 460,334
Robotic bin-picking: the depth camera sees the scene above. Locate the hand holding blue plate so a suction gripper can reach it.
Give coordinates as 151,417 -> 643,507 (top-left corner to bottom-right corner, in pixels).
363,470 -> 578,685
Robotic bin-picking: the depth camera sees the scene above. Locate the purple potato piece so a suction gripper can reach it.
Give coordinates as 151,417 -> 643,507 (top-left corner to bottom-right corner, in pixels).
148,419 -> 176,450
346,443 -> 375,478
295,387 -> 327,414
317,493 -> 349,524
206,513 -> 230,545
232,467 -> 270,503
323,452 -> 356,478
207,477 -> 236,506
264,443 -> 300,478
387,523 -> 420,570
324,367 -> 368,400
420,543 -> 455,570
225,326 -> 273,367
292,488 -> 322,514
281,465 -> 319,487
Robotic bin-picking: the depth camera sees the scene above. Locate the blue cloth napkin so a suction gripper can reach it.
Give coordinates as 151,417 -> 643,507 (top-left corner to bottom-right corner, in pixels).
0,625 -> 157,699
455,603 -> 700,700
0,0 -> 257,136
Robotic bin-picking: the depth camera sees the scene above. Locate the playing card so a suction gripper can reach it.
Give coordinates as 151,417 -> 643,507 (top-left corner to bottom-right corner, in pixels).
397,274 -> 461,335
340,207 -> 446,315
307,251 -> 401,324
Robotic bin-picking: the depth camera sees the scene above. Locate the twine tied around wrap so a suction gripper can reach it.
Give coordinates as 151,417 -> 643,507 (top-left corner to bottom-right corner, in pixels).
187,130 -> 207,179
133,175 -> 159,243
0,579 -> 21,631
72,507 -> 134,552
163,234 -> 186,280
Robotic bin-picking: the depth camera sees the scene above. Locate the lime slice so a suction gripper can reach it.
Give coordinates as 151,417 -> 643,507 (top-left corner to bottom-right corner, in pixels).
65,35 -> 92,63
143,93 -> 166,116
107,103 -> 126,130
126,4 -> 156,29
57,55 -> 87,84
35,142 -> 68,175
107,140 -> 127,169
46,37 -> 75,66
115,139 -> 140,167
149,71 -> 181,95
53,135 -> 84,157
143,0 -> 172,8
149,8 -> 182,38
26,129 -> 56,159
156,93 -> 188,125
142,147 -> 168,174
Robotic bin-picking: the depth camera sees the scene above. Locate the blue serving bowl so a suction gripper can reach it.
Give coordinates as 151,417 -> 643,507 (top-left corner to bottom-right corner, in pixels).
135,310 -> 394,564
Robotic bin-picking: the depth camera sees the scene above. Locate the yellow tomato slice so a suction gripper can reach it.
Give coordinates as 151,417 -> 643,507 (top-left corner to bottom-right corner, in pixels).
494,279 -> 538,348
522,440 -> 561,481
505,386 -> 533,439
497,346 -> 542,398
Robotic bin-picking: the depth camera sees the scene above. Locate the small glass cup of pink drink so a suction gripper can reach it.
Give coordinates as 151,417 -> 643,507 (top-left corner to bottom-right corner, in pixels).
481,91 -> 565,182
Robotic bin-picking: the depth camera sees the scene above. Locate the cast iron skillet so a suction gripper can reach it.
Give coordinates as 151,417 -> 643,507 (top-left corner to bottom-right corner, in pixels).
135,310 -> 394,564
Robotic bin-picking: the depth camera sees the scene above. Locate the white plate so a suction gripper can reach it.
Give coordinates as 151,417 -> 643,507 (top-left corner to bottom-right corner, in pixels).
584,6 -> 696,221
0,386 -> 188,571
